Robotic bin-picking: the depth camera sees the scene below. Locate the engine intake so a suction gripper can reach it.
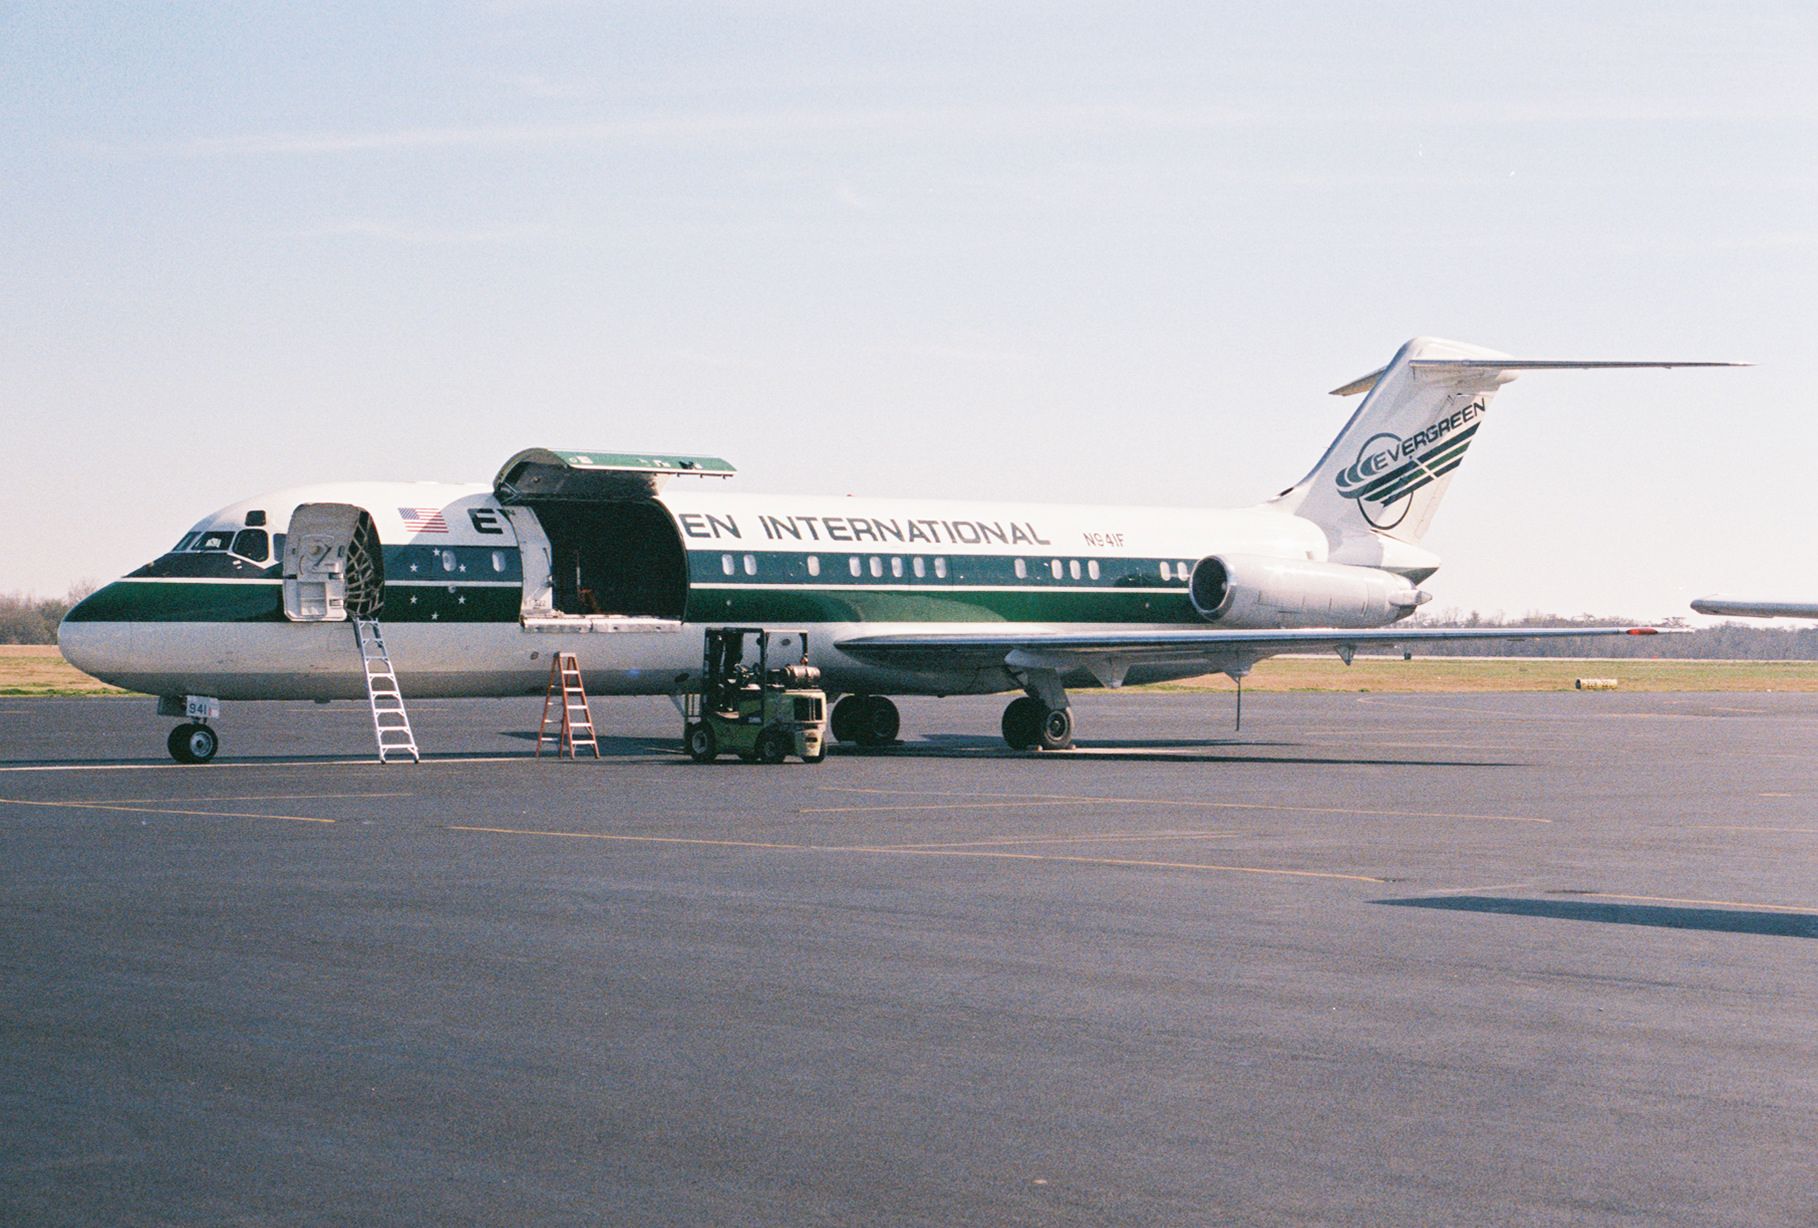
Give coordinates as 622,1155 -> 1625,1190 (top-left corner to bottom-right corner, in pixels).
1189,553 -> 1427,628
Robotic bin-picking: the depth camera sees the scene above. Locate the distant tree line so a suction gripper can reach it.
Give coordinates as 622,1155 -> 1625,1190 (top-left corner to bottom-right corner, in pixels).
0,588 -> 92,645
1401,610 -> 1818,660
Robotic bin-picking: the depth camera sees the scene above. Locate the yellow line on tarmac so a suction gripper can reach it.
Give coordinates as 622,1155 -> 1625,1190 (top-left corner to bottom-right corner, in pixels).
874,829 -> 1243,850
98,791 -> 413,805
1568,891 -> 1818,916
447,824 -> 1383,883
0,796 -> 336,824
803,789 -> 1550,824
835,844 -> 1385,882
448,825 -> 810,852
1693,824 -> 1818,835
1423,881 -> 1531,896
803,799 -> 1097,815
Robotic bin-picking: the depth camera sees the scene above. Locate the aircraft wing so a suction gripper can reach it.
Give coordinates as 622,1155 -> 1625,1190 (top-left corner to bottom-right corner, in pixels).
837,625 -> 1674,683
1691,597 -> 1818,619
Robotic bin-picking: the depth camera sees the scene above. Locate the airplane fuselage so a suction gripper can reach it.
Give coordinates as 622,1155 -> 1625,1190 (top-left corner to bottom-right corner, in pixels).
60,479 -> 1400,701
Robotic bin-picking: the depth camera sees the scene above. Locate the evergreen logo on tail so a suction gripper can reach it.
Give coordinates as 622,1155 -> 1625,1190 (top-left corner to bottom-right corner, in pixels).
1282,337 -> 1737,548
1332,399 -> 1485,530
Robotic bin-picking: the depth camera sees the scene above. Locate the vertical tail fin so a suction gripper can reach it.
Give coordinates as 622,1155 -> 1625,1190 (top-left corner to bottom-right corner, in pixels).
1274,337 -> 1512,547
1275,338 -> 1741,557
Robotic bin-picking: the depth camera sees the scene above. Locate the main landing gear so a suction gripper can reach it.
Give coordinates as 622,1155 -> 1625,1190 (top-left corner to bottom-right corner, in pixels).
829,694 -> 900,747
998,663 -> 1076,751
1000,695 -> 1073,751
827,690 -> 1076,753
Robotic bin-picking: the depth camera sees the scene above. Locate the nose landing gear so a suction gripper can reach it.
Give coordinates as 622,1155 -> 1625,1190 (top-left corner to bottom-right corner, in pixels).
158,694 -> 222,764
167,722 -> 220,764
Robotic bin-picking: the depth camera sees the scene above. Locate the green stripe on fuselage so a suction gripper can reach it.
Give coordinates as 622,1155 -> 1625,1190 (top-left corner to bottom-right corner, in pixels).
65,581 -> 289,623
64,581 -> 519,624
686,586 -> 1199,624
67,577 -> 1198,626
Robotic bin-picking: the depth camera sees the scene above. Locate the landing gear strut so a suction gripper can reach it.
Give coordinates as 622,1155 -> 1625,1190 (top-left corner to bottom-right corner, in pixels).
830,695 -> 900,747
1001,696 -> 1073,751
999,660 -> 1077,751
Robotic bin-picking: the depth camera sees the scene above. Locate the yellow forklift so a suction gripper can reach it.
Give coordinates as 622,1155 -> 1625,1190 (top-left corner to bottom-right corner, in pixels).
683,627 -> 828,764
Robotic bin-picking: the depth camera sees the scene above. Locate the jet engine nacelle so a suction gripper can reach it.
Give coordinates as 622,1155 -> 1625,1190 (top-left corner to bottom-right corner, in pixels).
1189,553 -> 1428,628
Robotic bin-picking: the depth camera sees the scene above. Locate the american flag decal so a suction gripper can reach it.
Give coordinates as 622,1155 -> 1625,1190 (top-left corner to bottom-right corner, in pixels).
398,506 -> 449,534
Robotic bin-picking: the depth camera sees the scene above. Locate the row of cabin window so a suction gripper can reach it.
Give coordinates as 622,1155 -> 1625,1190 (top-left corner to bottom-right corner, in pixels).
718,553 -> 1195,583
720,553 -> 949,579
414,548 -> 512,575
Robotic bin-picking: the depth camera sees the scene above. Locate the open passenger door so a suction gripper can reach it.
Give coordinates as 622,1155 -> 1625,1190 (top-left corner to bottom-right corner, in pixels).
282,503 -> 384,622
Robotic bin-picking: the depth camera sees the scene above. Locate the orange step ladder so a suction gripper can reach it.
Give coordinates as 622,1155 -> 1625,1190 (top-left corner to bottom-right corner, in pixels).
536,652 -> 600,759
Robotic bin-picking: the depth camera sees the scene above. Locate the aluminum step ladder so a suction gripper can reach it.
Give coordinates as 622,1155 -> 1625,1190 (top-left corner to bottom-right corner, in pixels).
536,652 -> 600,759
354,617 -> 419,764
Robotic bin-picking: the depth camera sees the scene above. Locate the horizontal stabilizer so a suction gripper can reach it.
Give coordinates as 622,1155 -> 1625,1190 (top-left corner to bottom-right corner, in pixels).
1328,365 -> 1388,397
1691,597 -> 1818,620
1411,357 -> 1748,379
1332,358 -> 1747,397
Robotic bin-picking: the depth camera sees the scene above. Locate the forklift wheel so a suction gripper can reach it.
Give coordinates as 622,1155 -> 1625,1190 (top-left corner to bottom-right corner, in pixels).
754,726 -> 789,765
685,722 -> 718,763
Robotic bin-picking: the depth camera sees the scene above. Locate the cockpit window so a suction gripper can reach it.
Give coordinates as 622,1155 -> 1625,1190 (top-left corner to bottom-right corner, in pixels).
231,529 -> 271,563
192,530 -> 234,553
171,532 -> 200,553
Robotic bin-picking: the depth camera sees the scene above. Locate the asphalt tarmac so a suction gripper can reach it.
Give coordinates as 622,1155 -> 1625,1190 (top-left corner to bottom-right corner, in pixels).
4,690 -> 1818,1226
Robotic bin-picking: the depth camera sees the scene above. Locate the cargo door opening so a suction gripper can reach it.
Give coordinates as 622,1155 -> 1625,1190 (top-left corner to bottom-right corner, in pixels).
492,447 -> 734,631
511,501 -> 687,622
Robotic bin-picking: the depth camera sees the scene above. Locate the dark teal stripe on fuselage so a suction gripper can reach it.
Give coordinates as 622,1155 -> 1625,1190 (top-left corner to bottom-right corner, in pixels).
63,581 -> 520,624
681,547 -> 1199,621
71,546 -> 1204,625
66,581 -> 290,624
688,586 -> 1199,624
687,549 -> 1190,590
385,544 -> 523,582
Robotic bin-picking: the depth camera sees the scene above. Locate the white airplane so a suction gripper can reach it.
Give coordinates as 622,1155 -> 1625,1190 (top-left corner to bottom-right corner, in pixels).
60,337 -> 1737,762
1691,597 -> 1818,619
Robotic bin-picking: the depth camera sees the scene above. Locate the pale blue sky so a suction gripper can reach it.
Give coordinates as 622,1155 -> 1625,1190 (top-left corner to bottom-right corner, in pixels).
3,1 -> 1813,616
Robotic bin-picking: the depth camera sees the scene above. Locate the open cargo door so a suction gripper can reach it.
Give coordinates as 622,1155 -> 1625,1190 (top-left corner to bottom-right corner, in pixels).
493,447 -> 733,631
494,448 -> 734,503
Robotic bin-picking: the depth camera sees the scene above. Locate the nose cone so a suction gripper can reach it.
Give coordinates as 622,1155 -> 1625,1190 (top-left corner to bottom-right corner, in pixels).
57,582 -> 136,688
